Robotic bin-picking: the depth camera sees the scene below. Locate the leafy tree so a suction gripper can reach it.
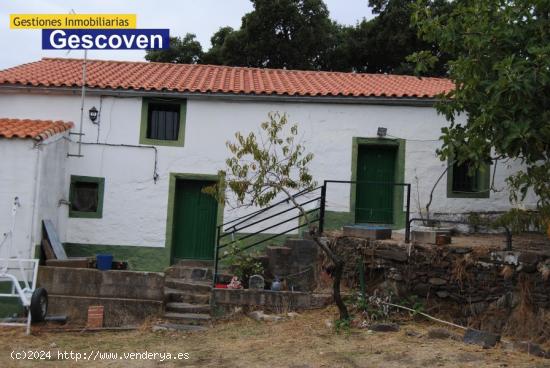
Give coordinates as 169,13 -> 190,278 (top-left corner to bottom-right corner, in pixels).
219,0 -> 336,70
202,27 -> 235,65
409,0 -> 550,213
210,112 -> 350,320
145,33 -> 203,63
343,0 -> 453,75
143,0 -> 453,75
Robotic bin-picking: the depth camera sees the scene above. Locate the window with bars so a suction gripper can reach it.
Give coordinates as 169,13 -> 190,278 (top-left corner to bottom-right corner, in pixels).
147,103 -> 180,141
140,99 -> 186,146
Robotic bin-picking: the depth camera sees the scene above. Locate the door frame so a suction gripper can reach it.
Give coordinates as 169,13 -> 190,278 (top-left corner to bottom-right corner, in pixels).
165,172 -> 224,264
350,137 -> 406,229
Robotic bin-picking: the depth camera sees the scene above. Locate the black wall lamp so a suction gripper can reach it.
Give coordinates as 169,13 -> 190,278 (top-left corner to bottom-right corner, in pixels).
89,106 -> 98,123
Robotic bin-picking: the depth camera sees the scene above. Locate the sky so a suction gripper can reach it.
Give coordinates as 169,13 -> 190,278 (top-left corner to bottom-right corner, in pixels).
0,0 -> 373,70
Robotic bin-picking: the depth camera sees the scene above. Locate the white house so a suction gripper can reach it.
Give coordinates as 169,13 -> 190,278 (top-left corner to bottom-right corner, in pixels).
0,58 -> 536,271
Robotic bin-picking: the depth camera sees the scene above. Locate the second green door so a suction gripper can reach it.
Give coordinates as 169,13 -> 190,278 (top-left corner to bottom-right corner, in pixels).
355,144 -> 397,224
172,179 -> 218,260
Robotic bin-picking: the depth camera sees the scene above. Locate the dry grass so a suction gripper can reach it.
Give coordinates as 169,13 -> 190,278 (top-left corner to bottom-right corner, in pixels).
500,265 -> 515,279
450,254 -> 474,289
0,307 -> 548,367
502,274 -> 543,342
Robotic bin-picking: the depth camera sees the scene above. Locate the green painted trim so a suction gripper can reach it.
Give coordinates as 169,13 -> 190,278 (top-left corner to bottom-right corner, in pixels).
349,137 -> 406,229
324,210 -> 354,231
69,175 -> 105,219
165,172 -> 225,264
446,158 -> 491,198
63,243 -> 169,272
139,98 -> 187,147
0,281 -> 24,317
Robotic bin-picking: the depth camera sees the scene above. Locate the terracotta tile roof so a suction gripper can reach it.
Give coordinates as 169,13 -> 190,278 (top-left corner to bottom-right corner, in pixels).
0,58 -> 453,99
0,118 -> 73,141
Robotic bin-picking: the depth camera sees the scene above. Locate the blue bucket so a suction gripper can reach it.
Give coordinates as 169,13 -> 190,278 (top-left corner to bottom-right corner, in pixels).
96,254 -> 113,271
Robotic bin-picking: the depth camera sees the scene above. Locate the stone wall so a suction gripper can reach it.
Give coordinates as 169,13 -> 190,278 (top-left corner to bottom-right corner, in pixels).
331,236 -> 550,339
38,266 -> 164,327
212,289 -> 331,313
261,238 -> 318,291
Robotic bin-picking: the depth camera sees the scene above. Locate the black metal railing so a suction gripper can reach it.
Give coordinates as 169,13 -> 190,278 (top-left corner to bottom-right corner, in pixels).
213,186 -> 323,285
320,180 -> 412,243
213,180 -> 411,286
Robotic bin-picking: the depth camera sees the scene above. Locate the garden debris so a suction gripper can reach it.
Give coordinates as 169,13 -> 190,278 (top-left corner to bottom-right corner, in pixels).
248,310 -> 283,322
405,329 -> 421,337
463,328 -> 500,348
368,323 -> 400,332
426,328 -> 461,341
501,341 -> 548,358
152,323 -> 207,332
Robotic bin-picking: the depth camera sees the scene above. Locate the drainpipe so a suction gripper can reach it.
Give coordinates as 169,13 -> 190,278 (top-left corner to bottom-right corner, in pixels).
29,142 -> 42,259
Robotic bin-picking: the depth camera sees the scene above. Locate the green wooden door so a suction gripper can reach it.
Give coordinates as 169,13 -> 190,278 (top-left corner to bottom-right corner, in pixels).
355,145 -> 396,224
172,179 -> 218,260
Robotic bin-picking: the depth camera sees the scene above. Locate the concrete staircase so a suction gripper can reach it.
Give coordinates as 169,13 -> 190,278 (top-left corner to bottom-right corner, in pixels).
157,260 -> 213,332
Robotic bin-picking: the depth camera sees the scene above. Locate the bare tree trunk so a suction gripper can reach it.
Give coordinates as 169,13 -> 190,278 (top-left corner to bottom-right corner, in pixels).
332,259 -> 349,320
310,233 -> 350,320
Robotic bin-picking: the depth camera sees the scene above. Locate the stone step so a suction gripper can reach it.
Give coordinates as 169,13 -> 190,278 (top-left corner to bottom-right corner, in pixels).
165,278 -> 211,293
165,266 -> 213,281
164,288 -> 210,304
163,312 -> 211,325
166,302 -> 210,314
175,259 -> 214,268
153,323 -> 208,332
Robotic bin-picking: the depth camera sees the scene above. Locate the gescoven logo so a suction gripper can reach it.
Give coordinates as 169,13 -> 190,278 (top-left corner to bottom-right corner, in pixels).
42,29 -> 169,49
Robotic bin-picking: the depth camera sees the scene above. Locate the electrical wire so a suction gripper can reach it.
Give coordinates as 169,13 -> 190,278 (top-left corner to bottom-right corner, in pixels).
64,137 -> 159,183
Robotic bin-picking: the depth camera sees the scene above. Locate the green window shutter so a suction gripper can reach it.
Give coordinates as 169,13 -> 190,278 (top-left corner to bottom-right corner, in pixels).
477,162 -> 491,194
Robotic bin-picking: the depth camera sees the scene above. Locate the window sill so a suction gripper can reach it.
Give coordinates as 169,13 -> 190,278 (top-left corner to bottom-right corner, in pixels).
139,137 -> 184,147
69,210 -> 103,219
447,191 -> 490,199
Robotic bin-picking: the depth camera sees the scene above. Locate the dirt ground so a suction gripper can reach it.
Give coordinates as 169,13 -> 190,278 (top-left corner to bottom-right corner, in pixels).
0,307 -> 549,368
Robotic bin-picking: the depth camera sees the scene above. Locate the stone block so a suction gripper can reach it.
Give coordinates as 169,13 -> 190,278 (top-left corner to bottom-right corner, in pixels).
368,323 -> 400,332
343,225 -> 392,240
48,295 -> 163,327
411,228 -> 451,244
375,249 -> 408,262
45,258 -> 91,268
267,246 -> 292,276
38,266 -> 164,301
463,328 -> 500,348
501,341 -> 547,358
212,289 -> 327,311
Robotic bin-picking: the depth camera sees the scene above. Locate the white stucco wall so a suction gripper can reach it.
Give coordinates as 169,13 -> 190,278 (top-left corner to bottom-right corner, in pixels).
0,134 -> 68,259
0,91 -> 538,250
0,139 -> 36,258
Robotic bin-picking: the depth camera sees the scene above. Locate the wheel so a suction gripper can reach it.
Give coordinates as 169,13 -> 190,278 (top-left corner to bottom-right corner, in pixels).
30,288 -> 48,323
